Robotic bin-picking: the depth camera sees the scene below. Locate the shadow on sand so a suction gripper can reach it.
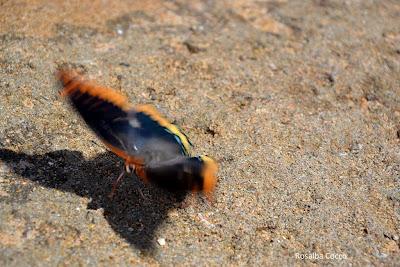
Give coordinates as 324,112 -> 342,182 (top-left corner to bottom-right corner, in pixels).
0,148 -> 187,253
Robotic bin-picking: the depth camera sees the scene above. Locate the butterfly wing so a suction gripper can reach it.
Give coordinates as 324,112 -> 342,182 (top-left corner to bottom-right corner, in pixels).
136,155 -> 217,193
57,70 -> 191,165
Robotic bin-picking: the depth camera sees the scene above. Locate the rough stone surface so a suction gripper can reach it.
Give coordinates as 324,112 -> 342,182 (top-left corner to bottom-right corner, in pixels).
0,0 -> 399,266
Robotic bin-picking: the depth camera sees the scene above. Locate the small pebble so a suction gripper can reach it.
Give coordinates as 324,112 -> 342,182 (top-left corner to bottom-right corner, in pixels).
198,213 -> 215,229
157,238 -> 166,246
0,163 -> 10,174
375,252 -> 388,259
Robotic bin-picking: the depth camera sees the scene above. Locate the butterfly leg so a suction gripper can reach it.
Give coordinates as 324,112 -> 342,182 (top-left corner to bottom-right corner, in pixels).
108,165 -> 130,199
125,164 -> 134,173
109,163 -> 147,199
132,165 -> 147,199
136,187 -> 146,200
125,164 -> 146,200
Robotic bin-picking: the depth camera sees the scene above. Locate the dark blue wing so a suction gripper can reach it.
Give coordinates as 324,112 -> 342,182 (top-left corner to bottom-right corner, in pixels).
58,70 -> 190,164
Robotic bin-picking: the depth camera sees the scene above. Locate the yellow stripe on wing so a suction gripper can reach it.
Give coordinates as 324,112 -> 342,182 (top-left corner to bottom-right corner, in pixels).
134,104 -> 192,155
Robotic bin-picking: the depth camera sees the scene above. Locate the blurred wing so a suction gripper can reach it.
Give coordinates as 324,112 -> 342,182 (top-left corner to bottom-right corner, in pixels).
136,155 -> 217,193
57,69 -> 191,165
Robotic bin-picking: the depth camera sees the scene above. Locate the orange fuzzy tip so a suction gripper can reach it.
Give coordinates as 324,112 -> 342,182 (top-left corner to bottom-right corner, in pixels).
200,155 -> 218,194
56,69 -> 132,111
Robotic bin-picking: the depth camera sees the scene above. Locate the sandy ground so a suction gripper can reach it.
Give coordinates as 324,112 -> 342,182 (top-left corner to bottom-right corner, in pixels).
0,0 -> 399,266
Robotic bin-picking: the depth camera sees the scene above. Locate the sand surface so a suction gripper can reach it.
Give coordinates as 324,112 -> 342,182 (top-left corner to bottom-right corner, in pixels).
0,0 -> 399,266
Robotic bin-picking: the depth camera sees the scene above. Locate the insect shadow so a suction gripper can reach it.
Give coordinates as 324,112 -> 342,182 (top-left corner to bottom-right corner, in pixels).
0,148 -> 187,252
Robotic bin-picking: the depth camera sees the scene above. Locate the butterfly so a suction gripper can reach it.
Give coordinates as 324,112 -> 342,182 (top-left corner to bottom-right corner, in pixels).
57,69 -> 217,198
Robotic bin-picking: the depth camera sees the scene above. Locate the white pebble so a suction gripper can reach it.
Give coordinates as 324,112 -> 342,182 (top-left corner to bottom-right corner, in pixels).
157,238 -> 166,246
